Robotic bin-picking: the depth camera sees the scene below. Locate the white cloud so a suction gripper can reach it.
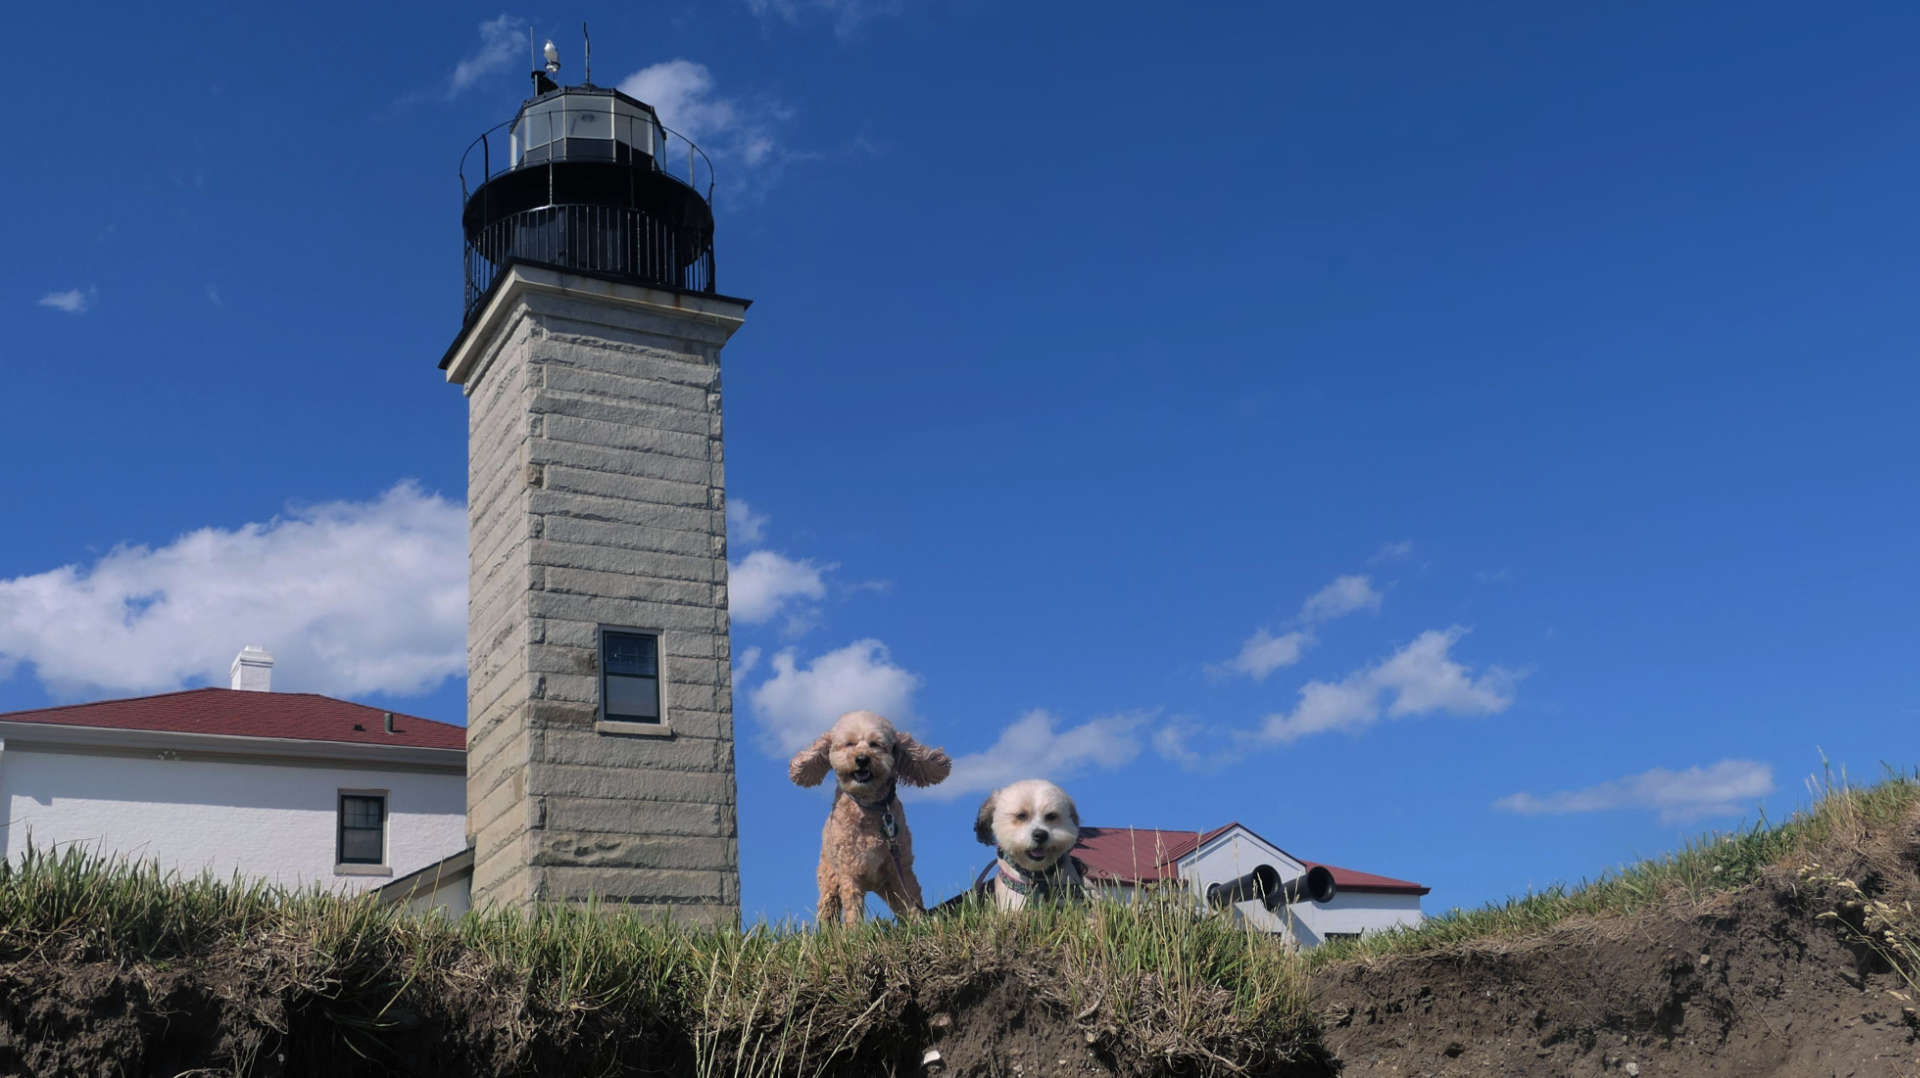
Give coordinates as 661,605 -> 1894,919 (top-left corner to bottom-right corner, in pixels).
1214,628 -> 1309,681
1495,760 -> 1775,825
746,639 -> 920,754
1152,718 -> 1205,769
619,60 -> 787,180
448,14 -> 525,98
727,498 -> 770,548
1213,573 -> 1383,682
37,287 -> 95,315
0,482 -> 465,699
728,550 -> 827,625
930,709 -> 1147,800
1299,574 -> 1383,623
204,284 -> 222,307
744,0 -> 903,37
1369,540 -> 1414,564
732,645 -> 762,686
1256,627 -> 1515,744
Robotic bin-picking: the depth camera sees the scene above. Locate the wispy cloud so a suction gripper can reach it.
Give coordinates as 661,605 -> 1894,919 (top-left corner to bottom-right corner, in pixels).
732,645 -> 763,686
930,709 -> 1147,801
1212,573 -> 1385,681
1215,628 -> 1310,681
1495,760 -> 1775,825
1299,574 -> 1384,622
1369,540 -> 1414,564
619,60 -> 790,187
0,482 -> 465,699
744,0 -> 904,38
1254,627 -> 1516,745
745,639 -> 921,754
37,287 -> 96,315
448,14 -> 525,98
204,284 -> 222,307
727,498 -> 770,548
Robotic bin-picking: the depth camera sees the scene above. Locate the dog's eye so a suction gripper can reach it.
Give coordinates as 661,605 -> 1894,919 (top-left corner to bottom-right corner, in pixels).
1044,812 -> 1058,822
1014,812 -> 1028,822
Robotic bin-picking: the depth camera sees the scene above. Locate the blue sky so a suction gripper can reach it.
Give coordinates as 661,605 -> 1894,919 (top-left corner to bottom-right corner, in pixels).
4,0 -> 1918,923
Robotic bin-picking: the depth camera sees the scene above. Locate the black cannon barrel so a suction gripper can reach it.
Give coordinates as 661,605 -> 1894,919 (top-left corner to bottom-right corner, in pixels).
1205,864 -> 1338,910
1206,865 -> 1281,909
1264,865 -> 1337,909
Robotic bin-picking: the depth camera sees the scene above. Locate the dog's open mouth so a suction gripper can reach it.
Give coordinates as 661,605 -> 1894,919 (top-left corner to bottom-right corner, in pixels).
850,767 -> 874,784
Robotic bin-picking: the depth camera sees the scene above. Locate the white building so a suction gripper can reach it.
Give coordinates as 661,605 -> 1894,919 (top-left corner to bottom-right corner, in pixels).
0,648 -> 467,895
1074,822 -> 1428,945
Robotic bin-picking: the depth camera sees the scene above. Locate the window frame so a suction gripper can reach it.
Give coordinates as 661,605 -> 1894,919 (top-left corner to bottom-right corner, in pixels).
335,790 -> 389,872
596,624 -> 673,737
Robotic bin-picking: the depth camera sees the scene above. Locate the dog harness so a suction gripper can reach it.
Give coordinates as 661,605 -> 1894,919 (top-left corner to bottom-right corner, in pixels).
845,781 -> 908,880
845,781 -> 900,841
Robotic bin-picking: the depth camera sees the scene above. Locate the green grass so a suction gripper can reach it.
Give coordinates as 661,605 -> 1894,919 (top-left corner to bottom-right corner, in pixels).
7,768 -> 1915,1073
1307,764 -> 1920,969
0,844 -> 1318,1076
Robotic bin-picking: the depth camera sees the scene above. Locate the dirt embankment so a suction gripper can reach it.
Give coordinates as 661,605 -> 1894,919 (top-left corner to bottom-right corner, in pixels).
1316,805 -> 1920,1078
0,806 -> 1914,1077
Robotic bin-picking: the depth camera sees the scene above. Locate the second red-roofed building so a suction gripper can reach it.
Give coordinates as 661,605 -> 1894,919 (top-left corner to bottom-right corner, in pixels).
1071,821 -> 1429,945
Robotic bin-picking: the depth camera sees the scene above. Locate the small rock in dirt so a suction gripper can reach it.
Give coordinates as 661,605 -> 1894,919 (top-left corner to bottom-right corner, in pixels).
1699,953 -> 1712,968
1623,1063 -> 1640,1077
929,1012 -> 953,1033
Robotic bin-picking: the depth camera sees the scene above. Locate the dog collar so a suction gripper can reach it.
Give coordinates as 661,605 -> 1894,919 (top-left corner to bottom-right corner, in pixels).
994,850 -> 1082,900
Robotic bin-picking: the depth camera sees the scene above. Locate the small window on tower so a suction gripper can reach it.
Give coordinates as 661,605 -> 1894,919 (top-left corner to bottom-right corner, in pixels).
600,628 -> 663,725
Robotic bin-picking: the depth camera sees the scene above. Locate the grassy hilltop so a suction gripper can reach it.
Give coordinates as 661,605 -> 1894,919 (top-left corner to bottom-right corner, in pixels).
1,769 -> 1915,1076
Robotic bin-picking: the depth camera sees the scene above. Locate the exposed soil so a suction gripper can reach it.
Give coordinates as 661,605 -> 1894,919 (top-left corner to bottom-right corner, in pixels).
0,807 -> 1913,1077
1314,806 -> 1920,1077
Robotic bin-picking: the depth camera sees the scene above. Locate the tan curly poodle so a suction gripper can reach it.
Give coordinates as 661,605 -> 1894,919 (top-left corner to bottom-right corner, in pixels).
788,709 -> 952,924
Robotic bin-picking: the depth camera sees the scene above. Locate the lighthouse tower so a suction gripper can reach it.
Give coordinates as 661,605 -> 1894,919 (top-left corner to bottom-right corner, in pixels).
441,43 -> 745,922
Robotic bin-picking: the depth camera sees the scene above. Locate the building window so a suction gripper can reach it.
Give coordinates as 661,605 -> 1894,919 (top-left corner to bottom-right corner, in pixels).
600,628 -> 663,725
337,794 -> 386,865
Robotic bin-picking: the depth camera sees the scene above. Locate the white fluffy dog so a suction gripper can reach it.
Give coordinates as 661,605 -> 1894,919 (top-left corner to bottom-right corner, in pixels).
965,779 -> 1086,910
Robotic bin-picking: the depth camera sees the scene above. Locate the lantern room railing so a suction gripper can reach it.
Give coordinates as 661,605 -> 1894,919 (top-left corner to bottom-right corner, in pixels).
462,203 -> 715,320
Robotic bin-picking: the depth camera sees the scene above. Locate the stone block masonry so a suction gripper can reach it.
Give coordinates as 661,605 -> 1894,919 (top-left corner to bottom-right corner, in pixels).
445,265 -> 749,923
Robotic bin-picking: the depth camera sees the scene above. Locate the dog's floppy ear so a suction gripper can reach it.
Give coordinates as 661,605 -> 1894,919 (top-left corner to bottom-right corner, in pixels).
788,733 -> 833,787
1066,799 -> 1079,827
892,731 -> 952,787
973,790 -> 999,846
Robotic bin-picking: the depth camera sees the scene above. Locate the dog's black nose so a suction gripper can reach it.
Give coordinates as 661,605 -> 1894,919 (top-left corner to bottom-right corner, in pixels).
1030,828 -> 1050,847
854,755 -> 870,768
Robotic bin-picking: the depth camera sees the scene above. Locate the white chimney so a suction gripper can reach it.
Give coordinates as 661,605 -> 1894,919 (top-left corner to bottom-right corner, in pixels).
229,645 -> 274,692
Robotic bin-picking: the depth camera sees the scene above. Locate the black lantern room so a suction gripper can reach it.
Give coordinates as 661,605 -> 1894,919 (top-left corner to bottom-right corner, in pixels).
459,62 -> 717,323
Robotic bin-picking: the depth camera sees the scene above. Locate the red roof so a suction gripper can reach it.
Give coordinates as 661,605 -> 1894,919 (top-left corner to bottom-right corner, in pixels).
0,688 -> 465,751
1073,823 -> 1428,895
